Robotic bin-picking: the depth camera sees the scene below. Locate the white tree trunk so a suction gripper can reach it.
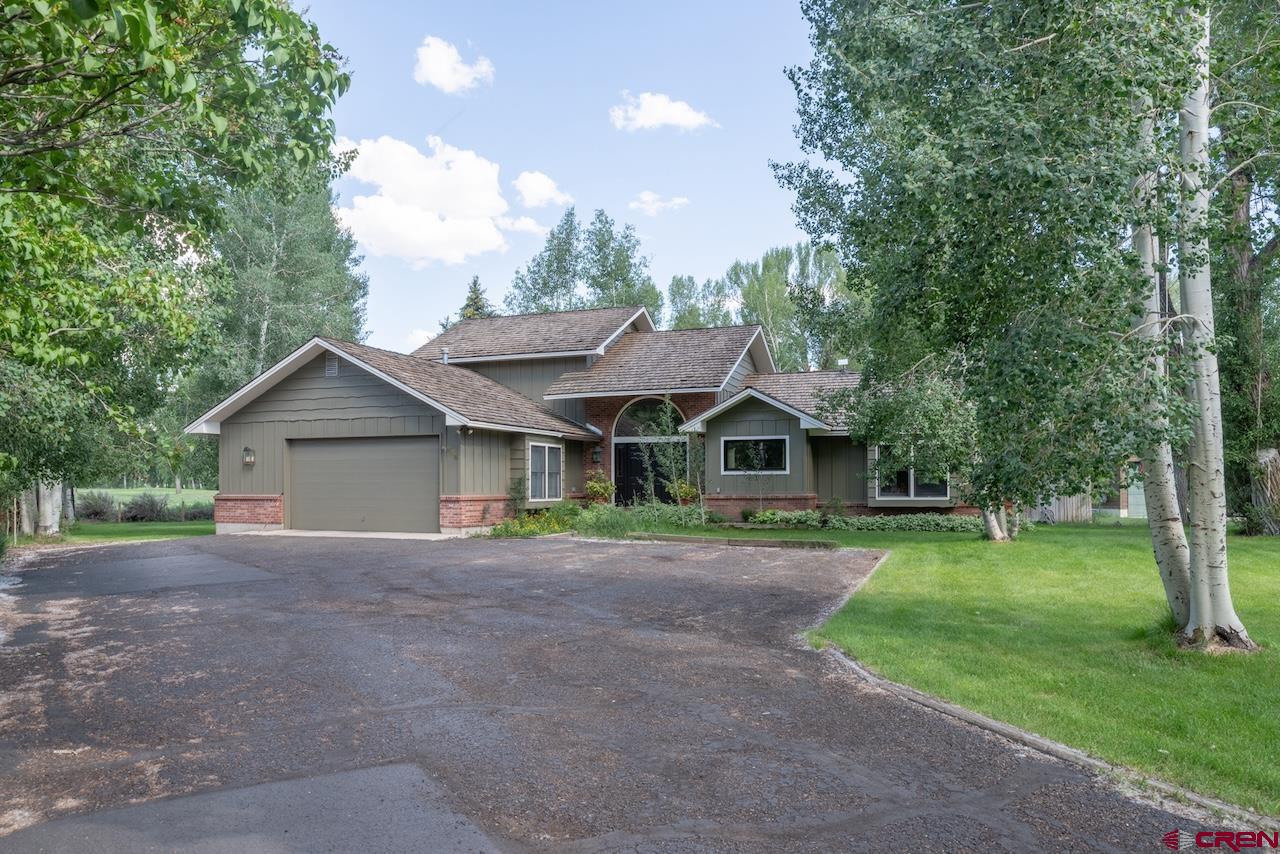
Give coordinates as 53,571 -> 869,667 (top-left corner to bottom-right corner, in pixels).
1132,107 -> 1192,628
1177,9 -> 1254,650
62,484 -> 76,526
982,507 -> 1010,542
35,481 -> 62,537
18,488 -> 35,537
1253,449 -> 1280,536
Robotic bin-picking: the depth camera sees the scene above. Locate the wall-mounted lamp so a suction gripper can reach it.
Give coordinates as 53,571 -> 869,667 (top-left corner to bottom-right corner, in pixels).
591,446 -> 602,464
242,446 -> 256,466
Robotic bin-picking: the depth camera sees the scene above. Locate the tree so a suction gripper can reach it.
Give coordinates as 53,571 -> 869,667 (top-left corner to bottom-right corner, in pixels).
0,0 -> 348,507
505,208 -> 585,314
779,0 -> 1261,648
459,276 -> 498,320
581,210 -> 664,321
667,274 -> 733,330
790,242 -> 867,369
729,247 -> 808,372
506,207 -> 663,319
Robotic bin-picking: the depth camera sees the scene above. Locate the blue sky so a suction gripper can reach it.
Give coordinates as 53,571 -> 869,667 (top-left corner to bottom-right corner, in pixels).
304,1 -> 813,351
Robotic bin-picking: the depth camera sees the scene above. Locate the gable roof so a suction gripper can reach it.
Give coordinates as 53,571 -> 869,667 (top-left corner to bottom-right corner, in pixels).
679,370 -> 863,433
543,326 -> 771,399
184,337 -> 597,440
411,305 -> 653,362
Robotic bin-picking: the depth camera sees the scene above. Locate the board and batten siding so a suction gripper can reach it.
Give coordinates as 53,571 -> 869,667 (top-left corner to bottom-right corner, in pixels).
811,437 -> 868,503
219,353 -> 446,495
452,428 -> 511,495
715,349 -> 757,403
704,399 -> 809,496
469,357 -> 590,422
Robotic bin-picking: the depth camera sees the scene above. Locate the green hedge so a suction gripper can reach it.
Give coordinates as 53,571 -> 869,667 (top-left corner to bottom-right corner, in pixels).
751,509 -> 983,533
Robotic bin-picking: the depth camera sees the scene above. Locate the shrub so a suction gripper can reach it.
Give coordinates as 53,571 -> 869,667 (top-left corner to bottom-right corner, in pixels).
77,490 -> 117,521
489,502 -> 579,538
120,493 -> 173,522
671,479 -> 699,502
176,501 -> 214,521
752,509 -> 823,528
0,529 -> 6,560
749,508 -> 982,533
741,508 -> 756,522
574,503 -> 634,539
629,500 -> 705,529
585,469 -> 615,503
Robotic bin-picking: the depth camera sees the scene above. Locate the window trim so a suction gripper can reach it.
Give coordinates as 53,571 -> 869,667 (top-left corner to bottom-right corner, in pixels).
872,446 -> 950,501
720,435 -> 790,476
527,440 -> 563,501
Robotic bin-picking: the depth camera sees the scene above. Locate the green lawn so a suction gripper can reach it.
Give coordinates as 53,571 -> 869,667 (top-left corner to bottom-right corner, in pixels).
9,520 -> 214,547
88,486 -> 217,505
621,521 -> 1280,816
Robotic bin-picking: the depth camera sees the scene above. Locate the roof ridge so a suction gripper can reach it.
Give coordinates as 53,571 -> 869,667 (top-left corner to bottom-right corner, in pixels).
446,304 -> 644,323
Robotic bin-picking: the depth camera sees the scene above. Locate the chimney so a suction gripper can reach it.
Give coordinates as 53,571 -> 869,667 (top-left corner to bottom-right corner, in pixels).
441,346 -> 450,365
836,358 -> 849,371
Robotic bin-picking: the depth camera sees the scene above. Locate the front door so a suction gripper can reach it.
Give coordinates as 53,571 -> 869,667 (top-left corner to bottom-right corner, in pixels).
613,441 -> 687,505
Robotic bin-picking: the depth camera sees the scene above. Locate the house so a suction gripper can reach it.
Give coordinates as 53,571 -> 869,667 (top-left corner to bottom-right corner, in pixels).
185,306 -> 961,534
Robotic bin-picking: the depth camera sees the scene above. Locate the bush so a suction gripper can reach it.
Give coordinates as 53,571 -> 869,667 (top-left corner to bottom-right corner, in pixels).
120,493 -> 173,522
176,501 -> 214,521
584,469 -> 615,502
751,508 -> 983,534
77,490 -> 117,521
630,501 -> 705,529
574,503 -> 634,539
0,529 -> 6,561
489,502 -> 580,538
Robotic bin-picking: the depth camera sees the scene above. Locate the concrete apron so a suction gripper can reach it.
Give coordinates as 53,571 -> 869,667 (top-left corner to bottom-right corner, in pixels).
232,529 -> 464,541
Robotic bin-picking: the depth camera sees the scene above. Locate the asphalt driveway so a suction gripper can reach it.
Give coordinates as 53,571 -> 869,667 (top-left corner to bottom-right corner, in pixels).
0,536 -> 1194,851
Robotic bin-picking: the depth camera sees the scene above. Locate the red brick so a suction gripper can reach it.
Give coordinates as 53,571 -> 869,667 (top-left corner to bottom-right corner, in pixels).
214,494 -> 283,525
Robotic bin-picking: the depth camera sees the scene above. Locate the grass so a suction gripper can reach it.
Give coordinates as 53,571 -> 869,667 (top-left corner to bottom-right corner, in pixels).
8,520 -> 214,548
89,486 -> 217,505
610,520 -> 1280,816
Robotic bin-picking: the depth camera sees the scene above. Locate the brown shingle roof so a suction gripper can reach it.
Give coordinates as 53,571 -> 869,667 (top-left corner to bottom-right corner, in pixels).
744,371 -> 863,428
411,306 -> 646,360
544,326 -> 762,397
324,339 -> 597,440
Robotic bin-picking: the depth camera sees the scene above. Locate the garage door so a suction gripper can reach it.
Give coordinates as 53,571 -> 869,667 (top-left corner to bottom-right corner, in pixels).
288,436 -> 440,533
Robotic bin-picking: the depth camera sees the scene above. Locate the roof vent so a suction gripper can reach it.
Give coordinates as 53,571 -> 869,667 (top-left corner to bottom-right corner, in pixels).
441,346 -> 450,365
324,352 -> 339,377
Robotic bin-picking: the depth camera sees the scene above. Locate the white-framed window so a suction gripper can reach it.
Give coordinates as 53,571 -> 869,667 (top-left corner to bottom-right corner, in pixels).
721,436 -> 789,475
873,447 -> 949,500
529,441 -> 563,501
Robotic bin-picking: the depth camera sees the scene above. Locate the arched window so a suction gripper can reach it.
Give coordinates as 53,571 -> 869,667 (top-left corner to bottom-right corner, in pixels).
614,398 -> 683,437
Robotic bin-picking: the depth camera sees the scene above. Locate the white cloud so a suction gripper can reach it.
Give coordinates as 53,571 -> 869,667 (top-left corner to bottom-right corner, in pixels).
609,91 -> 717,132
413,36 -> 494,94
497,215 -> 547,236
628,190 -> 690,217
512,171 -> 572,208
336,134 -> 517,267
406,328 -> 436,351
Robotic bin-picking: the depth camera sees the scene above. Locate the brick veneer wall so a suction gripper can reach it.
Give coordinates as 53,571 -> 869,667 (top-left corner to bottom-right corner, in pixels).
214,494 -> 283,525
584,392 -> 718,482
440,495 -> 511,529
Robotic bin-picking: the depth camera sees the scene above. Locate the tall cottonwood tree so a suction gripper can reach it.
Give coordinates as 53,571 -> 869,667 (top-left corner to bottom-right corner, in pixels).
780,0 -> 1257,648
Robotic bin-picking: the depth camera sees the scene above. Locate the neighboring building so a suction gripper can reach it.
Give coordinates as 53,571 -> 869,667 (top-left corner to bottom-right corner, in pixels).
186,306 -> 961,534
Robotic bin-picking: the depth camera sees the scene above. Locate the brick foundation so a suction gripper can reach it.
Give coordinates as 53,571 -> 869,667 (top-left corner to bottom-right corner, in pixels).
440,495 -> 513,530
214,494 -> 283,533
705,493 -> 819,518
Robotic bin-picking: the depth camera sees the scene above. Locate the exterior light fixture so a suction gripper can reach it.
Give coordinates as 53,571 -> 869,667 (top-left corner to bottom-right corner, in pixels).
591,446 -> 602,464
242,446 -> 256,466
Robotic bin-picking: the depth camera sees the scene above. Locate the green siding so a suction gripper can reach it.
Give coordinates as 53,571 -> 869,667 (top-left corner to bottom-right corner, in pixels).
705,399 -> 809,495
219,353 -> 446,496
716,348 -> 756,403
458,428 -> 511,494
469,357 -> 589,422
812,437 -> 869,503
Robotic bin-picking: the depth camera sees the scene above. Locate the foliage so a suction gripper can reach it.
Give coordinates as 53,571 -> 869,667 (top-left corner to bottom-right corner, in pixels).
76,490 -> 117,522
667,274 -> 734,330
488,502 -> 580,538
752,508 -> 983,534
0,0 -> 349,490
584,468 -> 615,502
671,479 -> 699,502
507,474 -> 528,518
120,492 -> 172,522
573,502 -> 634,539
726,247 -> 808,372
505,207 -> 662,320
441,276 -> 497,331
776,0 -> 1197,514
